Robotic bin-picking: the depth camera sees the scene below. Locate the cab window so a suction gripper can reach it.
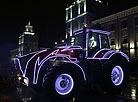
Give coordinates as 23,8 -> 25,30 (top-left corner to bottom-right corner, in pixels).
88,32 -> 99,50
88,32 -> 100,57
101,34 -> 110,48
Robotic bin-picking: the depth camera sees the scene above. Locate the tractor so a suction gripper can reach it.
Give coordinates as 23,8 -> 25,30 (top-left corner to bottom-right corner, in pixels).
14,26 -> 129,100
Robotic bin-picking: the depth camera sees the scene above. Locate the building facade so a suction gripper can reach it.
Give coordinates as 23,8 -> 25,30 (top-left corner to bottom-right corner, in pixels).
92,6 -> 138,59
65,0 -> 109,38
18,22 -> 38,56
66,0 -> 138,60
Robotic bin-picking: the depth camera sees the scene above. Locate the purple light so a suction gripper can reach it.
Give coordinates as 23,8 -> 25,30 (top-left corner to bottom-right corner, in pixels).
111,65 -> 124,86
103,50 -> 116,58
89,29 -> 110,35
14,58 -> 24,75
15,45 -> 128,86
109,51 -> 129,62
35,55 -> 86,84
33,49 -> 59,84
55,73 -> 74,95
15,48 -> 86,85
99,34 -> 102,49
87,48 -> 129,63
92,48 -> 111,58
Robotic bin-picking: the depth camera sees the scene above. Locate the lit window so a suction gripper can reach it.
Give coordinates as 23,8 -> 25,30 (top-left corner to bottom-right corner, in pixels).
88,32 -> 100,57
101,34 -> 110,48
88,32 -> 100,50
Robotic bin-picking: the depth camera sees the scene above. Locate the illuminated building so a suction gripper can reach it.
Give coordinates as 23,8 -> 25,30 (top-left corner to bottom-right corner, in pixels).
66,0 -> 138,59
92,6 -> 138,59
65,0 -> 109,38
11,21 -> 49,62
18,21 -> 38,56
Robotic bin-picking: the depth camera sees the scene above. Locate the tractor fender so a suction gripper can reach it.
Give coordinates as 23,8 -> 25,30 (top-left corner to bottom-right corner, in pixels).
61,62 -> 87,81
41,62 -> 87,88
99,51 -> 129,93
103,50 -> 129,62
35,55 -> 86,86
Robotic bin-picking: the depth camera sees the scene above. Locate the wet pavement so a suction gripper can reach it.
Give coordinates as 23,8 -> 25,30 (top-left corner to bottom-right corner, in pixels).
0,71 -> 138,102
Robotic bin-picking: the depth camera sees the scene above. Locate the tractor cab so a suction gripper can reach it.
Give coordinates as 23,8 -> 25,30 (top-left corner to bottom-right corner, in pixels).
69,27 -> 110,58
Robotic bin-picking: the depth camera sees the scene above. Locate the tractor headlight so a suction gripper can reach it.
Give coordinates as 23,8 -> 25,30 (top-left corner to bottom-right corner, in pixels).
18,76 -> 22,81
23,77 -> 29,86
17,75 -> 29,86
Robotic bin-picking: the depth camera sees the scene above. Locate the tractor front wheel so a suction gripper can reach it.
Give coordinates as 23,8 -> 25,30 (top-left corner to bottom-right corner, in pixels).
42,68 -> 81,100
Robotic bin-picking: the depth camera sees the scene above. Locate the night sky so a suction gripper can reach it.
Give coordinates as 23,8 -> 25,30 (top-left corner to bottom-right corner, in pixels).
0,0 -> 138,66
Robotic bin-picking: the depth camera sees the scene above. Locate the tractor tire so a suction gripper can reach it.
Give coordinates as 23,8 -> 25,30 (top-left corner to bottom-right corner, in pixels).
102,58 -> 128,94
42,67 -> 81,101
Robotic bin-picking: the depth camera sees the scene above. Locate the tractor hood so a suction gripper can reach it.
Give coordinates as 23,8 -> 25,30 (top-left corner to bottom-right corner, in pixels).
57,45 -> 83,61
14,46 -> 82,75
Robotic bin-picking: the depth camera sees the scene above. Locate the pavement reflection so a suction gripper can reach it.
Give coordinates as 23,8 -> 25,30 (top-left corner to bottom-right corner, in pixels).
0,72 -> 138,102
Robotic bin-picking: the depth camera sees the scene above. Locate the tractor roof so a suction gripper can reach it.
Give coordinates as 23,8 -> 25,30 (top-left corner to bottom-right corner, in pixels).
74,28 -> 110,36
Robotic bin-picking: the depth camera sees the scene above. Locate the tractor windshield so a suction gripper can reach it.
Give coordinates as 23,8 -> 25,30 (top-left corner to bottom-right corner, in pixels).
70,33 -> 83,46
69,29 -> 110,49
